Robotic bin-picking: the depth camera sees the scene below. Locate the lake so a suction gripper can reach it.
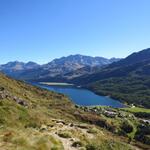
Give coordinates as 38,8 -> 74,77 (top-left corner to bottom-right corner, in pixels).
32,82 -> 125,108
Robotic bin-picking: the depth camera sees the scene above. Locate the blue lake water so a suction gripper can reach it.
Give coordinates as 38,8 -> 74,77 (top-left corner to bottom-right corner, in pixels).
32,83 -> 125,108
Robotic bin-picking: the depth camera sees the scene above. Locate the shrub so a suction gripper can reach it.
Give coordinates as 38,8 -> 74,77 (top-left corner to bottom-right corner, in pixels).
121,121 -> 133,133
87,127 -> 98,134
135,124 -> 150,145
72,141 -> 84,147
58,131 -> 71,138
134,112 -> 150,119
86,144 -> 99,150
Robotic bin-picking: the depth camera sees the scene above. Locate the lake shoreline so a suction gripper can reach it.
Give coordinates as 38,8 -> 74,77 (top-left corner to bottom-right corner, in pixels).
36,82 -> 125,108
85,86 -> 130,108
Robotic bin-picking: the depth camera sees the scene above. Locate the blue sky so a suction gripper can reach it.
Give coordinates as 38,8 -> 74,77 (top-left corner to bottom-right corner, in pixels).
0,0 -> 150,64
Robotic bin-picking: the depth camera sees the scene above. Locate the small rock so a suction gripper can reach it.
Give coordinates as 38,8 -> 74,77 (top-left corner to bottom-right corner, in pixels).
40,125 -> 47,131
69,123 -> 74,127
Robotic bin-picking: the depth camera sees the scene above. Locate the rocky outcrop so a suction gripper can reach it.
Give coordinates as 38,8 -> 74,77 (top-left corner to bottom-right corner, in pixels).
0,86 -> 28,107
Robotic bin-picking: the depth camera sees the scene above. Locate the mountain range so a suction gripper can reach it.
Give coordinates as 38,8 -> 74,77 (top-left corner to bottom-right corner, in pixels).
0,55 -> 120,81
71,48 -> 150,85
0,61 -> 39,78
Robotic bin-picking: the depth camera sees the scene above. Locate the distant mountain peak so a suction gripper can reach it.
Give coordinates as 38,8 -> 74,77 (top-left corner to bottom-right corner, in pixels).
0,54 -> 121,81
48,54 -> 120,66
26,61 -> 37,64
0,61 -> 40,78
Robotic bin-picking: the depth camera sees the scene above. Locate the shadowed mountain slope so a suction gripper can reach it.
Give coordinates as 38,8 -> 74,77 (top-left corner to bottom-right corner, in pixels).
71,48 -> 150,108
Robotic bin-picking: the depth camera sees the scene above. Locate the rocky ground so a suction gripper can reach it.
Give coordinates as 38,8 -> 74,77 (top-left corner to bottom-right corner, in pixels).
39,119 -> 141,150
40,119 -> 95,150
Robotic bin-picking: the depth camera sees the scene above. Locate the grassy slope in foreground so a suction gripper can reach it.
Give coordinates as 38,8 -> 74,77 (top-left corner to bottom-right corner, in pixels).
0,73 -> 147,150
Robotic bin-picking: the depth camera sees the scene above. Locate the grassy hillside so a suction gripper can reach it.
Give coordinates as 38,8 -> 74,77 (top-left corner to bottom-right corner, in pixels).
0,73 -> 149,150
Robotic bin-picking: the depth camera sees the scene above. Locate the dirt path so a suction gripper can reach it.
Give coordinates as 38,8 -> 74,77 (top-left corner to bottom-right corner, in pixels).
47,120 -> 94,150
50,132 -> 77,150
45,119 -> 141,150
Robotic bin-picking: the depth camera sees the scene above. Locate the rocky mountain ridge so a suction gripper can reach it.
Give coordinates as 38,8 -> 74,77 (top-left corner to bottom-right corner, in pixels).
0,54 -> 120,80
